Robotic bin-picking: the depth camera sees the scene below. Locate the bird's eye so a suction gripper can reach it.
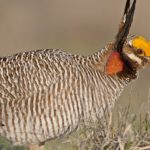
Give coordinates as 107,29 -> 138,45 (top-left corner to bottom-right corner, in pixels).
136,49 -> 144,55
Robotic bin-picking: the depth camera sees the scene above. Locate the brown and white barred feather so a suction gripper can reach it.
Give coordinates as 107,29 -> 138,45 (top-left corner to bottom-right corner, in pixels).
0,47 -> 132,145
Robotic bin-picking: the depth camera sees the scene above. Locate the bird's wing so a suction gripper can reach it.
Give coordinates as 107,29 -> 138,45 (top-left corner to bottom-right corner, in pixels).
0,49 -> 81,100
0,49 -> 90,137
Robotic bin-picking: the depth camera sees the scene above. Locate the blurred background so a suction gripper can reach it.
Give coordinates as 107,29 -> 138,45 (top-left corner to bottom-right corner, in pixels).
0,0 -> 149,114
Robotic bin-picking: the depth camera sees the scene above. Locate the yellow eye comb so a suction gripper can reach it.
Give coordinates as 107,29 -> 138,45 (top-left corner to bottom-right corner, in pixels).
131,36 -> 150,56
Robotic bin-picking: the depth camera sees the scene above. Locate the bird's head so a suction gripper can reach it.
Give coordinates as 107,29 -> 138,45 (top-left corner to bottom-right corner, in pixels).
106,0 -> 150,77
122,36 -> 150,69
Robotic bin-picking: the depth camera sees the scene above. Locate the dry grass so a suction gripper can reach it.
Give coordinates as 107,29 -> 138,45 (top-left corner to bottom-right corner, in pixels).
78,107 -> 150,150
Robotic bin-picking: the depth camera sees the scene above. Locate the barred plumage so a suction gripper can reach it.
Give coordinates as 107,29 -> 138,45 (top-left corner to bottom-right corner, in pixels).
0,48 -> 128,145
0,0 -> 150,149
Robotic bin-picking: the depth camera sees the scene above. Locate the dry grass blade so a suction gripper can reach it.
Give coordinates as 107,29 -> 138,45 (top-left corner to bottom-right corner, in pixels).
77,100 -> 150,150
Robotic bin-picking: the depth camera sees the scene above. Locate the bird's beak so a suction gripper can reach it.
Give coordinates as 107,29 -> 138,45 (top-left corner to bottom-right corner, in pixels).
145,55 -> 150,66
147,57 -> 150,66
145,56 -> 150,66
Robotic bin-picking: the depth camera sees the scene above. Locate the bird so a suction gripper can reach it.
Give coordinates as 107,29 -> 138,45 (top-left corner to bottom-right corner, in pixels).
0,0 -> 150,150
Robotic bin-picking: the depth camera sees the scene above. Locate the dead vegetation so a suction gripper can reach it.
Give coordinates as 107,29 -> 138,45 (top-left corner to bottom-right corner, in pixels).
78,106 -> 150,150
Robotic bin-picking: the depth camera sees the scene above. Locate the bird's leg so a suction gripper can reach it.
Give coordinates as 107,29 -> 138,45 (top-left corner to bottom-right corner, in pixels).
28,144 -> 45,150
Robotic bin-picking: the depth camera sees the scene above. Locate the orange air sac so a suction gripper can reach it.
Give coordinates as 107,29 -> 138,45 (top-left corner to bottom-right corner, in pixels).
106,51 -> 124,75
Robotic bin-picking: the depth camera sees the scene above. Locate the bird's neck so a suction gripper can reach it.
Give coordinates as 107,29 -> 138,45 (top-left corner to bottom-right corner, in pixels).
87,44 -> 138,84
